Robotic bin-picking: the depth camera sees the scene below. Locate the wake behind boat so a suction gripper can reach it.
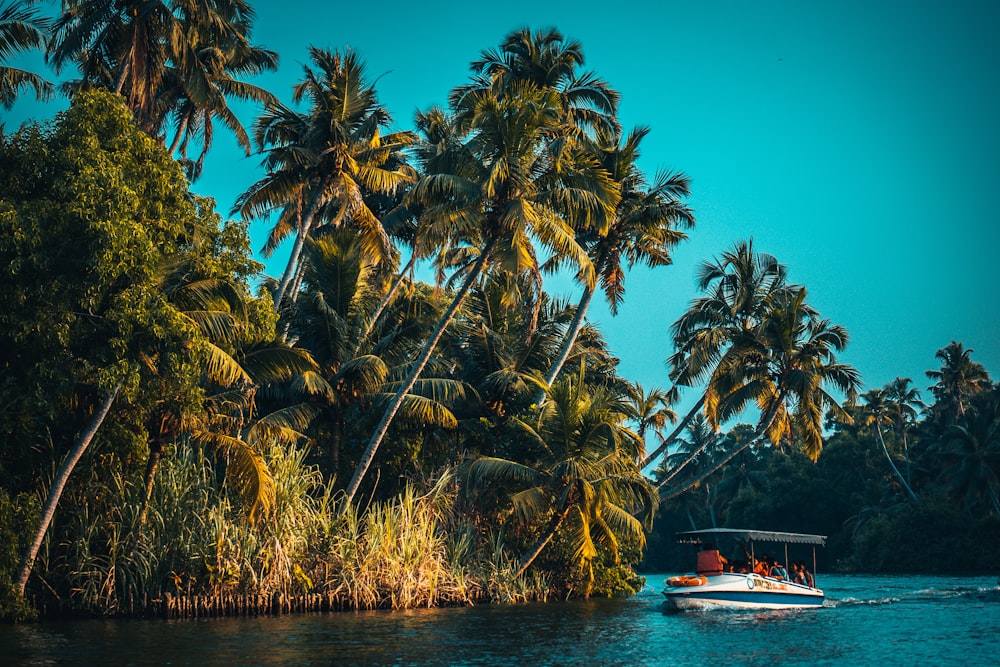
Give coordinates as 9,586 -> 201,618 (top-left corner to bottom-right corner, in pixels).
663,528 -> 825,610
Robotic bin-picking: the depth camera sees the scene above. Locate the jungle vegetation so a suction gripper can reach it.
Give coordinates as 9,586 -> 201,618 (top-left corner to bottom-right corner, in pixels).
1,3 -> 997,620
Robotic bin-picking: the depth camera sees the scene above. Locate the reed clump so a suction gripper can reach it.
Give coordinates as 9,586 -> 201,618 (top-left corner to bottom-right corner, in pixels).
19,441 -> 551,617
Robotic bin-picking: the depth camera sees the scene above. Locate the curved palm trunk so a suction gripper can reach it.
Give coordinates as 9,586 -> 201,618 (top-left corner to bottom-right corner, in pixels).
657,431 -> 721,488
358,253 -> 416,350
534,281 -> 596,405
515,505 -> 571,577
640,395 -> 706,469
658,398 -> 783,501
274,181 -> 332,310
875,424 -> 919,502
342,237 -> 498,505
15,384 -> 121,596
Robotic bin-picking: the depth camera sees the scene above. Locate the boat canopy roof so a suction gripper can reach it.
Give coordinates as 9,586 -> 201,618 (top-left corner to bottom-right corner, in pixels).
676,528 -> 826,546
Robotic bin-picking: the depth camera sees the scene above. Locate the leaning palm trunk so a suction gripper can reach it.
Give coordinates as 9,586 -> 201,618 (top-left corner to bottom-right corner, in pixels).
273,182 -> 331,310
534,281 -> 596,406
875,424 -> 919,502
515,505 -> 570,577
358,254 -> 416,351
640,396 -> 706,469
658,399 -> 782,501
15,383 -> 121,596
656,431 -> 722,488
343,238 -> 498,505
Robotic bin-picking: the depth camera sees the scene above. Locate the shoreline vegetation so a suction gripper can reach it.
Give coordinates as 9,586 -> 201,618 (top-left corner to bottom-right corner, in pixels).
1,5 -> 997,622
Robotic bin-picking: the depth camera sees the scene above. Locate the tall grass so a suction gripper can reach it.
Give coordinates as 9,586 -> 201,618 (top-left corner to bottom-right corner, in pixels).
31,440 -> 553,616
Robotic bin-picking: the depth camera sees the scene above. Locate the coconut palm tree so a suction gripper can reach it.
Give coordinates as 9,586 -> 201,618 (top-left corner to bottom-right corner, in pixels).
926,341 -> 991,424
450,26 -> 619,139
536,126 -> 694,405
659,287 -> 861,501
235,47 -> 416,311
884,376 -> 924,487
341,78 -> 617,504
642,239 -> 791,469
464,368 -> 657,594
47,0 -> 277,171
0,0 -> 53,108
287,229 -> 461,479
159,0 -> 279,178
861,388 -> 919,502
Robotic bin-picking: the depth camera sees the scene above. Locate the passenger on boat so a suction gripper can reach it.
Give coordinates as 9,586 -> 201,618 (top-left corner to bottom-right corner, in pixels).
803,565 -> 815,588
770,561 -> 787,580
792,562 -> 806,585
753,556 -> 769,576
695,544 -> 728,576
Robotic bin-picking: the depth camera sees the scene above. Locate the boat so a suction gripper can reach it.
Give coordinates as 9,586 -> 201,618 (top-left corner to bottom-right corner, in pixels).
662,528 -> 826,610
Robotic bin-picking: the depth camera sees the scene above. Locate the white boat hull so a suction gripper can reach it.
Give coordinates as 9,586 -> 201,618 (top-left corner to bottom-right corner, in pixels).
663,573 -> 824,610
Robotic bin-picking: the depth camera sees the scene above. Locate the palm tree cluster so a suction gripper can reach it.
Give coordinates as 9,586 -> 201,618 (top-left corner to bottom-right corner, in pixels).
1,16 -> 906,617
648,341 -> 999,574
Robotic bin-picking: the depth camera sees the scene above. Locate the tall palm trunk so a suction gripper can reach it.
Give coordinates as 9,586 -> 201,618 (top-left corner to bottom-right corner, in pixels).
658,399 -> 783,500
357,253 -> 416,351
274,180 -> 331,309
534,281 -> 596,405
657,430 -> 721,488
640,396 -> 705,469
875,423 -> 919,502
515,504 -> 571,577
342,237 -> 498,504
15,383 -> 121,597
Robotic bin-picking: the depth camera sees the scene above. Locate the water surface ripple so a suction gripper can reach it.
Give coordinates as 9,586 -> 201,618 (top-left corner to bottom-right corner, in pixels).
3,574 -> 998,666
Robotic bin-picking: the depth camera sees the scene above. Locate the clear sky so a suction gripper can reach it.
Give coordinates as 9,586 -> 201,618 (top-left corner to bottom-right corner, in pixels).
7,0 -> 1000,412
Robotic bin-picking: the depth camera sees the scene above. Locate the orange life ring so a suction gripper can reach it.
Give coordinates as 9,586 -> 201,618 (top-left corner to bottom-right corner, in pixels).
666,575 -> 707,587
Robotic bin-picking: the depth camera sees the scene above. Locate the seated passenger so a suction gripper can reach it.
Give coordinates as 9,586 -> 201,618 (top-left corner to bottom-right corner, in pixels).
792,562 -> 806,585
770,561 -> 787,580
695,544 -> 727,576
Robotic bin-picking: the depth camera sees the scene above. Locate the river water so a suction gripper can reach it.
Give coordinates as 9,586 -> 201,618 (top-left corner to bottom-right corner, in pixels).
3,574 -> 998,666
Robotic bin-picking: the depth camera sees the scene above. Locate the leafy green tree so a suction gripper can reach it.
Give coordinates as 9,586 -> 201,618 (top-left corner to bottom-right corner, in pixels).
930,387 -> 1000,517
0,89 -> 239,597
0,0 -> 52,108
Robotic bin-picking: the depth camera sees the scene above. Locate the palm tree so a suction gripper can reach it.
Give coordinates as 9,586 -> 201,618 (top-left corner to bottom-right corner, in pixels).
884,376 -> 924,487
47,0 -> 277,171
159,0 -> 279,178
0,0 -> 53,108
464,369 -> 657,593
926,341 -> 991,423
861,388 -> 919,502
340,77 -> 617,504
659,287 -> 861,501
536,126 -> 694,404
288,229 -> 461,478
48,0 -> 183,125
642,239 -> 790,469
450,26 -> 619,139
235,47 -> 416,311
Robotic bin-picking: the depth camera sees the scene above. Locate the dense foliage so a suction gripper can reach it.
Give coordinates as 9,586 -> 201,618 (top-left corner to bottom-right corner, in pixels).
1,6 -> 996,620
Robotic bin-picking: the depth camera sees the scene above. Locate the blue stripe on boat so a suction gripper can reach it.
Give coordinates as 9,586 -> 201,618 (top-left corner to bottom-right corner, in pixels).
664,591 -> 824,606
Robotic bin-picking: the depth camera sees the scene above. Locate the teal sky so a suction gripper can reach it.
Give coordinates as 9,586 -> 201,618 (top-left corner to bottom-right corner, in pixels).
7,0 -> 999,410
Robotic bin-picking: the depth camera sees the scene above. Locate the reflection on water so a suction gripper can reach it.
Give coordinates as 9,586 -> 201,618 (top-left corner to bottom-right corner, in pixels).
1,575 -> 998,666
